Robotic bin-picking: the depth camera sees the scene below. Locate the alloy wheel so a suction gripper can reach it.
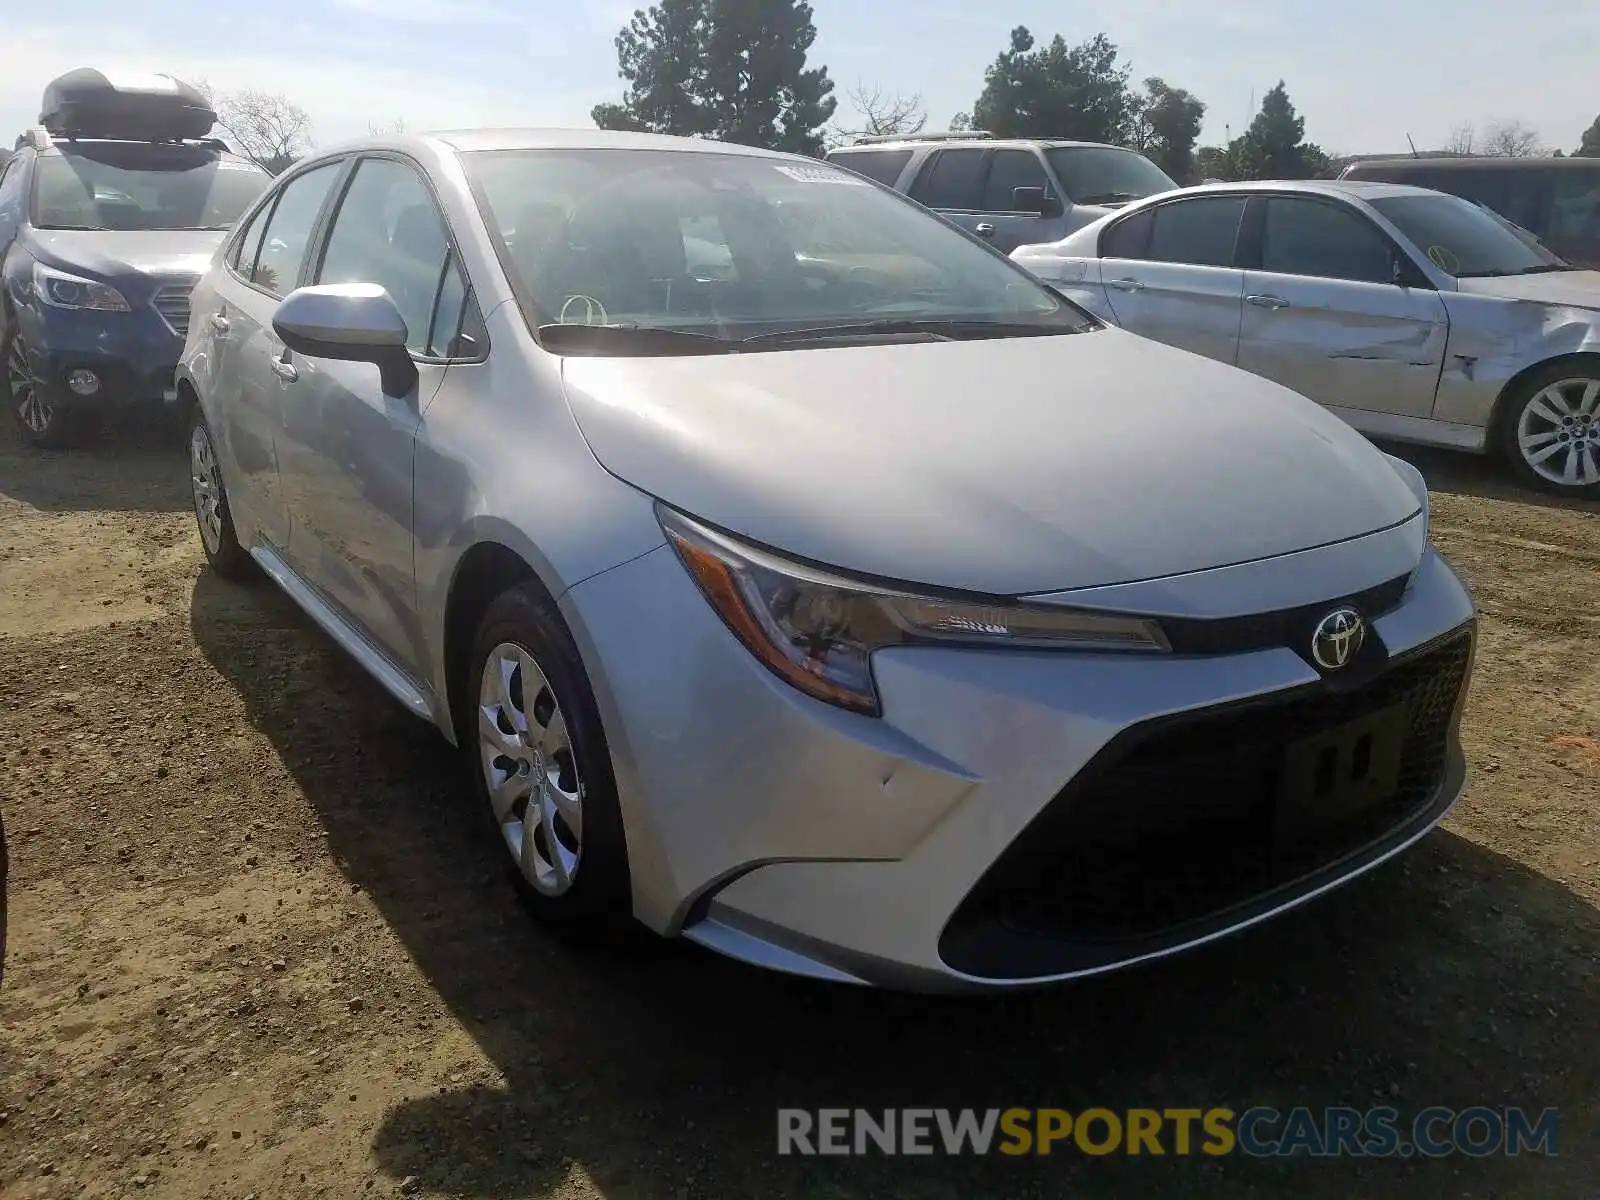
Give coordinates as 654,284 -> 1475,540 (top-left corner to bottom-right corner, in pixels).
478,642 -> 584,896
1516,378 -> 1600,488
6,335 -> 52,435
190,423 -> 225,555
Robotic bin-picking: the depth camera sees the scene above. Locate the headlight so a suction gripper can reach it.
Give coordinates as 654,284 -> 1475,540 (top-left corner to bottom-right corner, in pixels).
31,262 -> 132,313
658,505 -> 1169,716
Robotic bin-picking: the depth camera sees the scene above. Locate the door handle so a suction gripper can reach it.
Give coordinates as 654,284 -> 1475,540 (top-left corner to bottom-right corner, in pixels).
209,313 -> 230,334
1106,277 -> 1144,292
974,223 -> 996,238
269,356 -> 299,383
1246,294 -> 1290,310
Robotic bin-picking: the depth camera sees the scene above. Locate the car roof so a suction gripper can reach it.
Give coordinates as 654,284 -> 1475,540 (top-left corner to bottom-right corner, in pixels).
1344,155 -> 1600,173
831,138 -> 1122,153
312,127 -> 807,161
35,137 -> 259,168
1157,179 -> 1442,202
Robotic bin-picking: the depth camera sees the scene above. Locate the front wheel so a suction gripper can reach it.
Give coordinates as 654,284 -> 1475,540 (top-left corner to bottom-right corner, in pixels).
4,327 -> 76,449
466,582 -> 631,934
1500,366 -> 1600,497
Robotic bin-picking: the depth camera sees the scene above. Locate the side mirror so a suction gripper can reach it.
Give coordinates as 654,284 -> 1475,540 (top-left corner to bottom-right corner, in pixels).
1012,186 -> 1049,216
272,283 -> 419,399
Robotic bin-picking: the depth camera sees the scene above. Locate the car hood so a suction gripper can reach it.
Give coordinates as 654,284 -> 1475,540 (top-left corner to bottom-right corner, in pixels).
1453,270 -> 1600,309
25,229 -> 223,281
560,329 -> 1422,595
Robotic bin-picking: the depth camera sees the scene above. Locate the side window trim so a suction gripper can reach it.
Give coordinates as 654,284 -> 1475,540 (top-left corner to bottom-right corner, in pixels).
225,156 -> 351,300
310,150 -> 488,364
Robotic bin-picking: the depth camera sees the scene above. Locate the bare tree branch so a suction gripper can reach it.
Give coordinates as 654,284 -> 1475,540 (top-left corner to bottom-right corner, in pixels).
1480,119 -> 1545,158
828,81 -> 926,147
194,80 -> 313,174
1444,123 -> 1476,156
368,117 -> 407,137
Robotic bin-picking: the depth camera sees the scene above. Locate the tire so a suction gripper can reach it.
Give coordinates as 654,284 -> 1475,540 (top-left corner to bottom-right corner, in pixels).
1498,363 -> 1600,498
4,325 -> 78,449
187,407 -> 253,579
466,581 -> 631,934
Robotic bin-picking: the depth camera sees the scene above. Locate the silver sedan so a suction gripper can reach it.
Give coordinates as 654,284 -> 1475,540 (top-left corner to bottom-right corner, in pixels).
177,131 -> 1475,991
1013,180 -> 1600,497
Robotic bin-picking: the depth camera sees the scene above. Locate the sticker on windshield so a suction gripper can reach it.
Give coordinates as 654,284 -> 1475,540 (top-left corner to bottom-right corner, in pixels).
773,164 -> 868,185
1426,244 -> 1460,274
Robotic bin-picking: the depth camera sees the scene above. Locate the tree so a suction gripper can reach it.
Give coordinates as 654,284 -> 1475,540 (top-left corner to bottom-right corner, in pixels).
1579,114 -> 1600,157
829,82 -> 925,146
948,111 -> 974,132
1128,77 -> 1205,183
1480,119 -> 1545,157
969,27 -> 1134,144
1445,123 -> 1477,156
195,82 -> 312,174
368,118 -> 407,137
592,0 -> 836,156
1230,81 -> 1323,180
1195,144 -> 1237,181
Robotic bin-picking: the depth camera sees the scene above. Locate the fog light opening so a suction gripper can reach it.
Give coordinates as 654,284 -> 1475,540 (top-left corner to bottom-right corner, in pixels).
66,369 -> 101,397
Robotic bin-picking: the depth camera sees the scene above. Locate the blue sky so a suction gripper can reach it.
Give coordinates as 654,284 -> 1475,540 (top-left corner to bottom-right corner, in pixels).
6,0 -> 1598,156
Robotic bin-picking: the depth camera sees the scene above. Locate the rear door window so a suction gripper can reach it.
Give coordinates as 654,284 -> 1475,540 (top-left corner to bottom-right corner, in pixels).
909,149 -> 987,211
1144,196 -> 1247,267
980,149 -> 1049,213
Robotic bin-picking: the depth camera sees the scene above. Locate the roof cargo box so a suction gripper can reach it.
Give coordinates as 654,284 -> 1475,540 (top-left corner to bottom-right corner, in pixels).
40,69 -> 216,141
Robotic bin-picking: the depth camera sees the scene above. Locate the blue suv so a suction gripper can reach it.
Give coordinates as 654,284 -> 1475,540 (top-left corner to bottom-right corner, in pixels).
1,71 -> 271,447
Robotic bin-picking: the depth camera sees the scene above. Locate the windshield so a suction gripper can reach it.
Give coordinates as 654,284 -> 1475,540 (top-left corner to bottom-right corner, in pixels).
31,144 -> 271,232
1045,147 -> 1176,205
1368,192 -> 1570,278
465,148 -> 1083,352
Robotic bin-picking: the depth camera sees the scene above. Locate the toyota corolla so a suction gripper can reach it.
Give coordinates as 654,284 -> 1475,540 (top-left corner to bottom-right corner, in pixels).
176,129 -> 1476,991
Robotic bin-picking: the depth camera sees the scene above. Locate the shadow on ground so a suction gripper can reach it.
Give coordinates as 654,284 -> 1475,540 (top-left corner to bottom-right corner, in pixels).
0,415 -> 188,513
1377,440 -> 1600,516
189,570 -> 1599,1200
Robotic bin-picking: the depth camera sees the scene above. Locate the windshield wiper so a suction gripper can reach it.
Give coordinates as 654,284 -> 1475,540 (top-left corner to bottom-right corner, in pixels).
536,322 -> 735,355
1075,191 -> 1144,205
740,318 -> 1073,346
1517,263 -> 1578,274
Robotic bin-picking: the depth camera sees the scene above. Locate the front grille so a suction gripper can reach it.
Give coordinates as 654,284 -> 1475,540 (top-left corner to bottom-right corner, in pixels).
1160,572 -> 1410,660
150,280 -> 196,338
940,627 -> 1473,978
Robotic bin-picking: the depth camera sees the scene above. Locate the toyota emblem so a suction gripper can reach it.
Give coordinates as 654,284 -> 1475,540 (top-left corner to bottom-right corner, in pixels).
1311,607 -> 1366,671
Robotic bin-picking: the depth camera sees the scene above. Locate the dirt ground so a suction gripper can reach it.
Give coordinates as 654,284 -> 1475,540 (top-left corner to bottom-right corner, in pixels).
1,423 -> 1597,1200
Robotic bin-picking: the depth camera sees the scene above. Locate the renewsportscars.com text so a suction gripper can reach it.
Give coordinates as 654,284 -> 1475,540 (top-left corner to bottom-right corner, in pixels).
777,1106 -> 1558,1158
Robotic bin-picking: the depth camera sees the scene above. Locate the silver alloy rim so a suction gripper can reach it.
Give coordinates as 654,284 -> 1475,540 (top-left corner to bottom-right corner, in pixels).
190,424 -> 225,554
1517,378 -> 1600,488
478,642 -> 583,895
6,336 -> 52,435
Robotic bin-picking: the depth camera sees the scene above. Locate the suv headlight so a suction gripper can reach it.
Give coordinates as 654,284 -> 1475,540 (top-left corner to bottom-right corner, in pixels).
32,262 -> 132,313
659,505 -> 1169,716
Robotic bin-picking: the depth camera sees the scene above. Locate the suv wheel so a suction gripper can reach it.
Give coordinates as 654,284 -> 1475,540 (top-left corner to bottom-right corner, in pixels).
4,327 -> 75,449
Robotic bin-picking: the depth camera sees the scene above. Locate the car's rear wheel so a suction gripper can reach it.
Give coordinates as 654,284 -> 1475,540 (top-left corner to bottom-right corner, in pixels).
188,408 -> 253,579
1500,365 -> 1600,497
4,327 -> 76,449
467,582 -> 630,933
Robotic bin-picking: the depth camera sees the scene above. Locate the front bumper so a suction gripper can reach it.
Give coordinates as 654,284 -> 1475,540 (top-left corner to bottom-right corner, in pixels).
561,527 -> 1476,993
16,283 -> 192,408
